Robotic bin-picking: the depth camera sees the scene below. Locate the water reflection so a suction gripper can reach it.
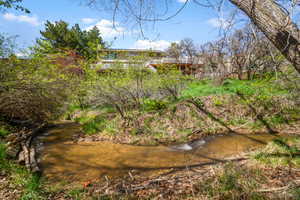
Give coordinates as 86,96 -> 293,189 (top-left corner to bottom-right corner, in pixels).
39,122 -> 276,183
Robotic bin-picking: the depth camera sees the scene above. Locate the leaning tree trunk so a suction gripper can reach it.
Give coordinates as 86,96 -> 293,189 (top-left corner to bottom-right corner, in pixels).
229,0 -> 300,74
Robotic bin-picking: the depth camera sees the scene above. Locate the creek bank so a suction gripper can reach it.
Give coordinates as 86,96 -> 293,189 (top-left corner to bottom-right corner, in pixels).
75,122 -> 300,146
4,123 -> 57,173
72,94 -> 300,146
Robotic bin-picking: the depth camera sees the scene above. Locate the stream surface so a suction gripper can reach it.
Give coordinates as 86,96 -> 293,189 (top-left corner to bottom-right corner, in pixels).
39,122 -> 277,183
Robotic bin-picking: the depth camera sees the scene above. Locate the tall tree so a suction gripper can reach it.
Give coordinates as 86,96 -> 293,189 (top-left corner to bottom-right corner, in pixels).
37,20 -> 106,60
166,38 -> 198,61
229,0 -> 300,74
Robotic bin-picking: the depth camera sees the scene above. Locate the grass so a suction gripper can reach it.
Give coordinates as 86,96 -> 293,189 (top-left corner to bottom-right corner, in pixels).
291,187 -> 300,200
195,163 -> 265,200
0,142 -> 7,160
20,174 -> 43,200
67,188 -> 85,200
81,116 -> 108,135
75,115 -> 105,135
253,137 -> 300,167
0,140 -> 44,200
0,126 -> 10,137
74,115 -> 93,124
181,78 -> 288,99
142,98 -> 168,111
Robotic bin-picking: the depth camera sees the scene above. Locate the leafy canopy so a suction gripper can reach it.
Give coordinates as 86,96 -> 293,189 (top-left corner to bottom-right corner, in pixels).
36,20 -> 106,60
0,0 -> 29,13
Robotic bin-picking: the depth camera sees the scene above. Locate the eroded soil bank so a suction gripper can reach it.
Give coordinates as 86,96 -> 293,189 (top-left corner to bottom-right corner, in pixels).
38,122 -> 277,184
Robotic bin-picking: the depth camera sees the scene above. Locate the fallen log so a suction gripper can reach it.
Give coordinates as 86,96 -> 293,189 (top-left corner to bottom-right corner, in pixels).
17,123 -> 49,173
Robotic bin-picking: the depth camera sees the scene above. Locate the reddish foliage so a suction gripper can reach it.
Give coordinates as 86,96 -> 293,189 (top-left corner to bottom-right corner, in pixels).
52,49 -> 85,76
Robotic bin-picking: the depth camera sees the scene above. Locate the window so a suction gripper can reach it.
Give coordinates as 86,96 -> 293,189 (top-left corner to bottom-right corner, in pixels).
105,52 -> 117,59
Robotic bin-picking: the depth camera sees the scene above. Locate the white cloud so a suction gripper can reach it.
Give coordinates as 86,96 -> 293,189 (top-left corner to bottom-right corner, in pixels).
85,19 -> 126,38
81,18 -> 97,24
3,13 -> 40,26
133,40 -> 172,51
207,18 -> 231,29
177,0 -> 187,3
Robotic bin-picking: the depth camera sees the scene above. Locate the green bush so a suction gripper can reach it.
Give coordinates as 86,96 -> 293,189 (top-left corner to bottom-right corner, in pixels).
86,63 -> 186,119
0,54 -> 77,126
142,99 -> 167,111
75,115 -> 92,124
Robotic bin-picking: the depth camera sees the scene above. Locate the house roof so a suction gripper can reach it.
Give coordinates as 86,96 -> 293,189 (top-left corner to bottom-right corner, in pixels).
99,48 -> 165,54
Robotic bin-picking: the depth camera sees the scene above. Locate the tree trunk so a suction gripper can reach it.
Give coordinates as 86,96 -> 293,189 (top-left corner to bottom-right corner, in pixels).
229,0 -> 300,74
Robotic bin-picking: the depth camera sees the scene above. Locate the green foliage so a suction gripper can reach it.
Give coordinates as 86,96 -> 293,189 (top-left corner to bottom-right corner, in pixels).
228,118 -> 247,126
0,126 -> 9,137
291,187 -> 300,200
0,142 -> 7,160
68,188 -> 85,200
103,120 -> 118,136
142,99 -> 167,111
212,96 -> 223,106
182,78 -> 287,98
0,146 -> 43,199
0,53 -> 76,124
88,63 -> 186,120
75,115 -> 92,124
267,114 -> 286,125
0,0 -> 29,13
36,20 -> 105,60
21,174 -> 43,200
82,116 -> 107,135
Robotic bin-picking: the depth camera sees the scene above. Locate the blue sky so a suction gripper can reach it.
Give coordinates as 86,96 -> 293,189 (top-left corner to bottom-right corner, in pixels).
0,0 -> 236,51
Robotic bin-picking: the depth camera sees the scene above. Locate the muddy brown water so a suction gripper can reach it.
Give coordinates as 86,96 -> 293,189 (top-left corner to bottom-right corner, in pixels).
39,122 -> 277,183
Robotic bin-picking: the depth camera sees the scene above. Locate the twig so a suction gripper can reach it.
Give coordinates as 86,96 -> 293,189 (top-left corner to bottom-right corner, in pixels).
257,180 -> 300,192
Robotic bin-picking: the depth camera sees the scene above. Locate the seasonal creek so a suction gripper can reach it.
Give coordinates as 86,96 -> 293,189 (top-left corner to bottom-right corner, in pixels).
38,122 -> 278,183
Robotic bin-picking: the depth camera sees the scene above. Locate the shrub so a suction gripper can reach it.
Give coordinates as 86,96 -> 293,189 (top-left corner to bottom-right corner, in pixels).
88,63 -> 186,120
0,55 -> 77,126
142,99 -> 167,111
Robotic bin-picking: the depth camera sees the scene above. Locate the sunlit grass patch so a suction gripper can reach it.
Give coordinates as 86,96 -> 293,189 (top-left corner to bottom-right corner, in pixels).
82,116 -> 108,135
74,115 -> 93,124
20,174 -> 43,200
253,137 -> 300,167
181,78 -> 288,98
